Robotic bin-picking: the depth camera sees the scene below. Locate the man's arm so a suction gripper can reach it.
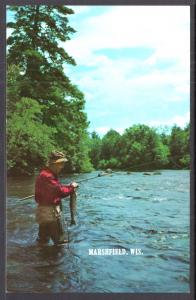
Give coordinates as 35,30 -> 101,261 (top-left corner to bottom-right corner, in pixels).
48,176 -> 78,198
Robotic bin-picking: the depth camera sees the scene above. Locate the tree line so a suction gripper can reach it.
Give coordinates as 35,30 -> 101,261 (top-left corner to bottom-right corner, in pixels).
88,124 -> 190,171
6,5 -> 190,175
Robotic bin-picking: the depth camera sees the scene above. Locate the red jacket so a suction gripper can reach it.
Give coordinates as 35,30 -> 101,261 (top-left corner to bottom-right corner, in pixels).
35,168 -> 74,205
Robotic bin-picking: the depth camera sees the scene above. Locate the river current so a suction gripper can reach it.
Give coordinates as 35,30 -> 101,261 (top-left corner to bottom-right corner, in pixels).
6,170 -> 190,292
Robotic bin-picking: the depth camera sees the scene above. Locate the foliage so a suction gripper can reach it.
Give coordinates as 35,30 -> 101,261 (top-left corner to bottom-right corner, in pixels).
88,131 -> 102,169
98,158 -> 121,170
118,125 -> 163,170
7,98 -> 56,175
7,5 -> 93,174
7,64 -> 21,116
6,6 -> 189,175
168,124 -> 190,168
7,5 -> 78,106
100,129 -> 121,160
89,124 -> 190,171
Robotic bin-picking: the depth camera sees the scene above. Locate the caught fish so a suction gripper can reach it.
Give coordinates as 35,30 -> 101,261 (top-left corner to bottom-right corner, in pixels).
70,190 -> 77,225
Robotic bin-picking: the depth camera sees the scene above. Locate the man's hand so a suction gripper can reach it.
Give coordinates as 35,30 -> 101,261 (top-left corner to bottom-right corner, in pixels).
71,182 -> 79,188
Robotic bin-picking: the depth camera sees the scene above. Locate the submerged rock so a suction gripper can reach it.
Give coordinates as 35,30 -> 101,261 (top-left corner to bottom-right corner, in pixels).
153,171 -> 162,175
143,172 -> 152,175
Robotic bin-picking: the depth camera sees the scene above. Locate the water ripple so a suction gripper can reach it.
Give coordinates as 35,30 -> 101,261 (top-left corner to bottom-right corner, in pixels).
6,170 -> 190,292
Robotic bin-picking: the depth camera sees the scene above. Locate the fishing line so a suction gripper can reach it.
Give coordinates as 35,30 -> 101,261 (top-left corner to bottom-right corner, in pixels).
18,172 -> 112,201
16,148 -> 176,198
17,156 -> 185,202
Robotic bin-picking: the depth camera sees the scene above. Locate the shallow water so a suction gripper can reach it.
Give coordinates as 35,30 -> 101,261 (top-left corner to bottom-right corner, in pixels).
6,170 -> 190,292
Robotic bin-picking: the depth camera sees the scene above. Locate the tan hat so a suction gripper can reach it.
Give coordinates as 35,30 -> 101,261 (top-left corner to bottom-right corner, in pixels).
48,151 -> 68,164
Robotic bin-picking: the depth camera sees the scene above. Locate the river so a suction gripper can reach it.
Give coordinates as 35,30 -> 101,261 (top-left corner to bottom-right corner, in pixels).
6,170 -> 190,293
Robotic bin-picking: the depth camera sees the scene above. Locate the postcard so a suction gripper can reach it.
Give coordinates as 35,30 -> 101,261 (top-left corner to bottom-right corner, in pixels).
2,1 -> 194,299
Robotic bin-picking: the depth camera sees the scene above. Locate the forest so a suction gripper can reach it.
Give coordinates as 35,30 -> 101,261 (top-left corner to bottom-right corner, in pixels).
6,5 -> 190,175
88,125 -> 190,171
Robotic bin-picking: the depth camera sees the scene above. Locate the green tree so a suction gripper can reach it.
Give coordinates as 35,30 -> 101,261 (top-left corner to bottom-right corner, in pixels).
7,5 -> 76,101
99,130 -> 121,169
89,131 -> 102,169
169,124 -> 190,168
120,124 -> 168,170
74,133 -> 94,173
7,64 -> 21,116
100,130 -> 121,159
7,98 -> 56,175
7,5 -> 92,174
86,123 -> 189,171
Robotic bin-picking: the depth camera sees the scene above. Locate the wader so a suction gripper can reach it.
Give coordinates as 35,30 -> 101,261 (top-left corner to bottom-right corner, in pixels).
35,204 -> 66,245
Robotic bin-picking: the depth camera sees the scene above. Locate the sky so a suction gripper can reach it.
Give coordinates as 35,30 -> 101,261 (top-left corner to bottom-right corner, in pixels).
64,5 -> 190,136
7,5 -> 190,136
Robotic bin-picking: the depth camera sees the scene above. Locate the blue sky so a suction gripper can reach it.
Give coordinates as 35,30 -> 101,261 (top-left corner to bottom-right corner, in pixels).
7,6 -> 190,136
64,6 -> 190,135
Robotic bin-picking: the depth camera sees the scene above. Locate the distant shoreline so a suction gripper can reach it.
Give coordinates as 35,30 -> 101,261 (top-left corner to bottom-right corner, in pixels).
7,168 -> 190,178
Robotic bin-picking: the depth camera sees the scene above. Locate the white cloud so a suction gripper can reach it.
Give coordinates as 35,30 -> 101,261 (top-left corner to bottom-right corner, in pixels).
6,28 -> 13,38
66,6 -> 190,66
95,126 -> 111,135
94,126 -> 125,136
69,6 -> 91,15
7,5 -> 190,133
94,113 -> 190,136
64,6 -> 190,119
148,112 -> 190,128
72,56 -> 189,113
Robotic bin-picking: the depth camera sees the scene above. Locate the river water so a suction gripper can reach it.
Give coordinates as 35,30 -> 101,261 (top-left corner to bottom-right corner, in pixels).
6,170 -> 190,293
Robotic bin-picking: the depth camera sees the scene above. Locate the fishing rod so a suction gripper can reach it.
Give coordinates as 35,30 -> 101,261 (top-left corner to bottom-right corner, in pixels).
18,171 -> 113,201
17,159 -> 163,201
76,171 -> 113,184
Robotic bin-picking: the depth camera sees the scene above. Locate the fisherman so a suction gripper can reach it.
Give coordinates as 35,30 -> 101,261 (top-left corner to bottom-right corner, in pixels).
35,150 -> 78,245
